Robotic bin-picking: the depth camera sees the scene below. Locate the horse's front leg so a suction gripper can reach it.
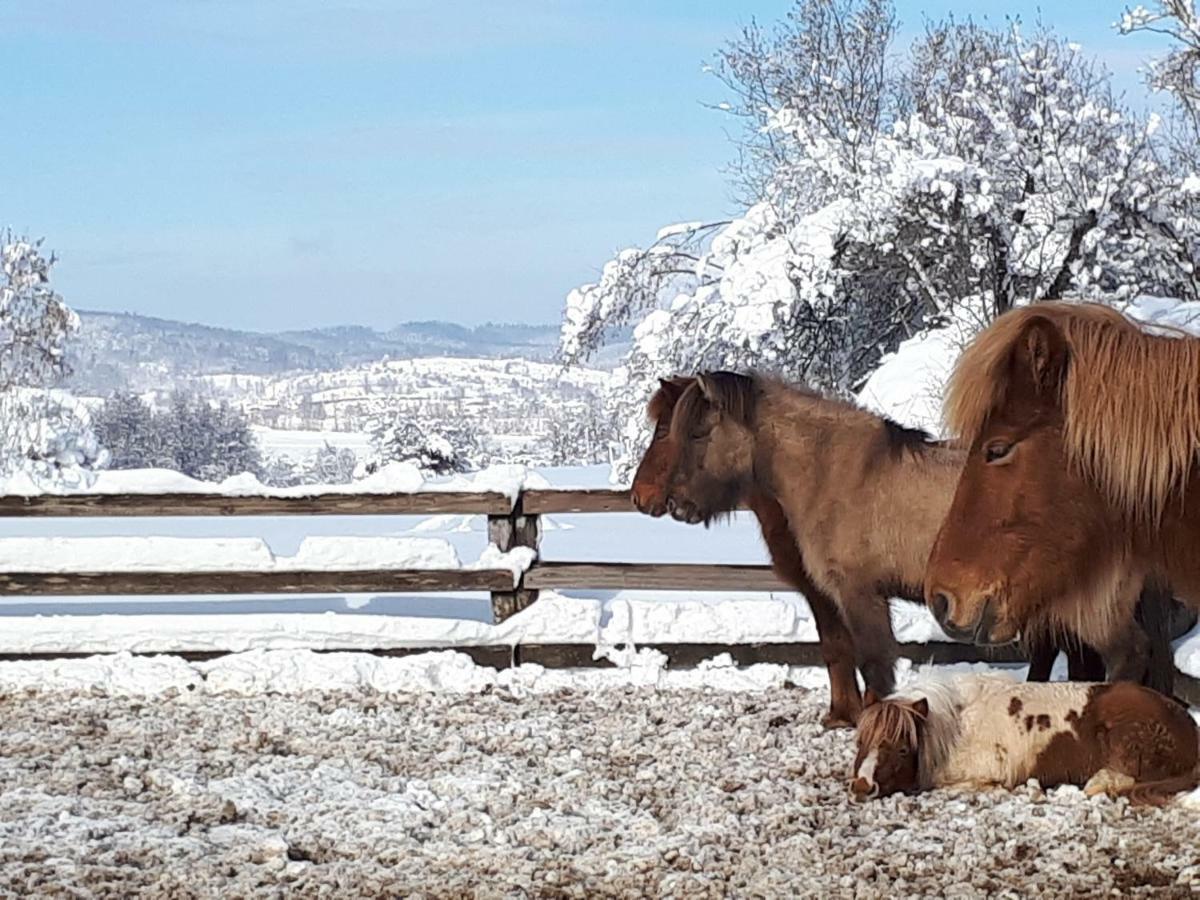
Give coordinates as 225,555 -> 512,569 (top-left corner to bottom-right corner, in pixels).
804,587 -> 863,728
838,590 -> 898,698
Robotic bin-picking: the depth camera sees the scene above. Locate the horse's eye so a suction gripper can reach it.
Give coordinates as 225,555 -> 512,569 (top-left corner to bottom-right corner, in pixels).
984,441 -> 1013,464
898,746 -> 909,756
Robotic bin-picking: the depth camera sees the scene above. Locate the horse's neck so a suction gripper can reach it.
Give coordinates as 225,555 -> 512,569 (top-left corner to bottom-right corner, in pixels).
755,389 -> 963,530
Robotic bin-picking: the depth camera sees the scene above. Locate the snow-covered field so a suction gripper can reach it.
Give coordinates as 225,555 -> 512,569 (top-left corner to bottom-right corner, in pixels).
1,653 -> 1198,897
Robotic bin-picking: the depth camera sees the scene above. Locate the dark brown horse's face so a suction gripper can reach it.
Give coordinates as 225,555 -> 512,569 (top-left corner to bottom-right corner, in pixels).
665,380 -> 754,525
630,378 -> 692,517
849,695 -> 925,801
925,318 -> 1114,645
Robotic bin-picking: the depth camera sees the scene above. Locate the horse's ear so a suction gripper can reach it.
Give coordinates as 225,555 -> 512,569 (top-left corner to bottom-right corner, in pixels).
695,372 -> 717,403
909,697 -> 930,719
1014,314 -> 1068,397
863,688 -> 880,708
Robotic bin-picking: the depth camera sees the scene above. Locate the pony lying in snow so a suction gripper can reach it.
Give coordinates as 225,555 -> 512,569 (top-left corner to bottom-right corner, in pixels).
849,673 -> 1198,806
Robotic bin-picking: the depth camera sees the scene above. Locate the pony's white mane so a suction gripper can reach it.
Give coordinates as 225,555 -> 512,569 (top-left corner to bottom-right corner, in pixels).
889,671 -> 1015,788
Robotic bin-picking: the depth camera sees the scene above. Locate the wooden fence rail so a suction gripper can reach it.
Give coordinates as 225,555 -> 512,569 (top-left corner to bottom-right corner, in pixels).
0,488 -> 785,622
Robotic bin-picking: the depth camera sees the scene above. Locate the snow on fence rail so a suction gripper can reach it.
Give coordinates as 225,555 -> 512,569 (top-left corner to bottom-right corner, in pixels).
0,487 -> 796,621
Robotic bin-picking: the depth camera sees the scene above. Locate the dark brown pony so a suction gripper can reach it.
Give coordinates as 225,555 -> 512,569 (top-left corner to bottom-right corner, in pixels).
631,375 -> 1106,721
633,377 -> 865,727
925,302 -> 1200,683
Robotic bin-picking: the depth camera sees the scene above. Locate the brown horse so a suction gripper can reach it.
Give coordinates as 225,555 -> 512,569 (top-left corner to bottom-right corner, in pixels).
925,302 -> 1200,683
634,373 -> 1107,714
849,673 -> 1199,805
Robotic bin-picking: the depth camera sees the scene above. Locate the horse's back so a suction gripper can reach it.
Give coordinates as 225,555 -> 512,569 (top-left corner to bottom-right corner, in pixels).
1085,682 -> 1198,781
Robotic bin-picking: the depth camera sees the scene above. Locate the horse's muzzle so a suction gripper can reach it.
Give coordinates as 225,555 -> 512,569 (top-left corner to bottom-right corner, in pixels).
848,777 -> 879,802
929,589 -> 1001,645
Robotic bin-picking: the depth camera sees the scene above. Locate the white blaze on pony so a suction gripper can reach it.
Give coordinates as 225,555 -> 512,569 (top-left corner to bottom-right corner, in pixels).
850,673 -> 1199,805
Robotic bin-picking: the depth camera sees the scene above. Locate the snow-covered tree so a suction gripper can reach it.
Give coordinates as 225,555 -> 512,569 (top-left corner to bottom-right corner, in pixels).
303,442 -> 358,484
561,1 -> 1200,478
163,392 -> 262,482
544,398 -> 616,467
260,453 -> 303,488
368,414 -> 474,475
94,389 -> 262,481
91,392 -> 171,470
0,232 -> 105,485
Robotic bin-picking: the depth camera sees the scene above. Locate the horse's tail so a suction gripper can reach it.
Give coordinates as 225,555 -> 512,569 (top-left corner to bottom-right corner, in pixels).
1115,765 -> 1200,807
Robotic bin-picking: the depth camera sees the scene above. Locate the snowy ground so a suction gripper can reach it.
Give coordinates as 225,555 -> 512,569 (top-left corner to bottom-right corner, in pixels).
0,652 -> 1197,897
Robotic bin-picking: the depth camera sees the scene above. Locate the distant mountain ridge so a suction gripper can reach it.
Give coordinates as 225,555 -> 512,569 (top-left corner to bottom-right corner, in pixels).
65,310 -> 627,394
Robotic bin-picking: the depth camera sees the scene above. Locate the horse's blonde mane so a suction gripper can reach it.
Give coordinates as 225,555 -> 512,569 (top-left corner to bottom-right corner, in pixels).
945,302 -> 1200,525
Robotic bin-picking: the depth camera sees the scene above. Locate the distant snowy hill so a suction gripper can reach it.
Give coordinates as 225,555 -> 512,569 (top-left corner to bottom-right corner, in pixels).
64,310 -> 622,468
67,311 -> 550,392
65,310 -> 631,394
198,355 -> 610,440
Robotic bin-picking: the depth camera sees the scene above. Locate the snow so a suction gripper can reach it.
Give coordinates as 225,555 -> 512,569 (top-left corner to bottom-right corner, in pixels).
0,652 -> 1196,894
1174,619 -> 1200,679
0,534 -> 534,581
0,460 -> 544,505
655,221 -> 705,240
0,586 -> 948,656
856,325 -> 962,434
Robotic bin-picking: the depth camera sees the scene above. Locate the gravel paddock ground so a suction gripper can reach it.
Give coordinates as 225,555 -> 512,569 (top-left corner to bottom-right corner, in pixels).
1,682 -> 1198,898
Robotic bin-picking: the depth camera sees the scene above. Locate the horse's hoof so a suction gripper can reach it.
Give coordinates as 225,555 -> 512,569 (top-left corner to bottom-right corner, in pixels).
821,712 -> 858,730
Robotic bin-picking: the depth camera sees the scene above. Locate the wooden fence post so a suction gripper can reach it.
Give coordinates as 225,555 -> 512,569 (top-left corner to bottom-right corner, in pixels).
487,494 -> 540,623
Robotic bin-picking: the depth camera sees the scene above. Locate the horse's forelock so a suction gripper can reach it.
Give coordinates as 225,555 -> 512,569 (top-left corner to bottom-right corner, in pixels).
668,381 -> 708,445
647,376 -> 693,423
667,371 -> 758,444
857,700 -> 922,753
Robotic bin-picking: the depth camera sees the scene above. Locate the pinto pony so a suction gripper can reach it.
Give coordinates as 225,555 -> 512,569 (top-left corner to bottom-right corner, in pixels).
925,302 -> 1200,684
849,674 -> 1199,805
631,374 -> 1108,718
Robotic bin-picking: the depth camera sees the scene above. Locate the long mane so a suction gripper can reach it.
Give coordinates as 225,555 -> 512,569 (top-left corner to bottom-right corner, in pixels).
945,302 -> 1200,525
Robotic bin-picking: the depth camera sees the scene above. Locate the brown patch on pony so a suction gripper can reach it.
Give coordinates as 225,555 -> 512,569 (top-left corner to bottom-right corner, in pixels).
1036,714 -> 1052,731
1008,697 -> 1023,717
944,302 -> 1200,526
1032,682 -> 1199,803
1024,715 -> 1035,733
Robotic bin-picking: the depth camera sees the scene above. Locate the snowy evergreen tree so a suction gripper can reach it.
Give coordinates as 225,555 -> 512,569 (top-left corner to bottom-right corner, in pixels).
368,413 -> 469,475
260,453 -> 303,488
303,442 -> 358,485
92,389 -> 262,482
91,392 -> 171,470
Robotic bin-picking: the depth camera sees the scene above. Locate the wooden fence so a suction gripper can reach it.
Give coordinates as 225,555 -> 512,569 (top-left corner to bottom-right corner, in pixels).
0,487 -> 790,621
2,486 -> 1198,702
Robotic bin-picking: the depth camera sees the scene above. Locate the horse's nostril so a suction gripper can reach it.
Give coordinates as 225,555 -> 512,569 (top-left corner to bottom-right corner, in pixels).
849,777 -> 875,801
930,591 -> 952,623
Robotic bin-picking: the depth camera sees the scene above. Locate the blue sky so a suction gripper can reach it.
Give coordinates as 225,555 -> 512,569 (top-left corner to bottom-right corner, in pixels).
5,1 -> 1168,331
